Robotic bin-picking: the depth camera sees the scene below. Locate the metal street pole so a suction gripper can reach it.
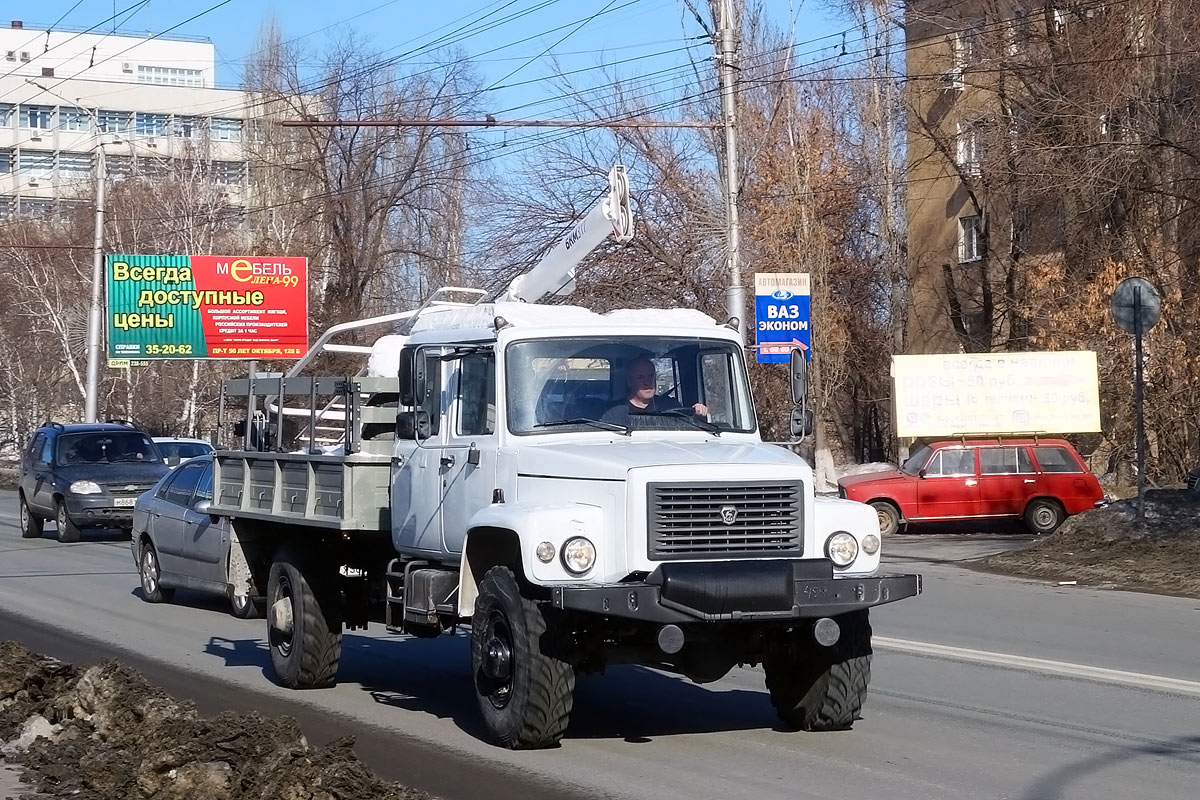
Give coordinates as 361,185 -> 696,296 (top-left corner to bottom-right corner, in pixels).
84,144 -> 106,423
1134,286 -> 1146,519
714,0 -> 745,342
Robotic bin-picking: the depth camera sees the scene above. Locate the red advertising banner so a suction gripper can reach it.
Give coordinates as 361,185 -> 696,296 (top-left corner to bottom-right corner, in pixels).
107,255 -> 308,360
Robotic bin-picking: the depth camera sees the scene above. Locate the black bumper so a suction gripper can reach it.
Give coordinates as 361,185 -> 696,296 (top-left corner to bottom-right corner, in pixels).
63,497 -> 136,527
550,559 -> 921,623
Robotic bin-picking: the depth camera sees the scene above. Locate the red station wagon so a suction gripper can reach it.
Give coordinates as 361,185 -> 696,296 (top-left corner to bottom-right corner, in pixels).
837,438 -> 1105,535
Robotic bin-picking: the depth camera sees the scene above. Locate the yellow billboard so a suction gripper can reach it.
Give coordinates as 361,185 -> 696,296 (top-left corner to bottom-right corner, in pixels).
892,351 -> 1101,438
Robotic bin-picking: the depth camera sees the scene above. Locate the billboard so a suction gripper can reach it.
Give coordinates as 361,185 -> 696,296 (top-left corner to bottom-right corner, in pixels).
106,255 -> 308,360
754,273 -> 811,364
892,351 -> 1102,438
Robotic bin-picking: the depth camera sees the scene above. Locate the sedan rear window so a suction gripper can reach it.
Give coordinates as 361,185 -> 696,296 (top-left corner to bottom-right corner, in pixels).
1034,446 -> 1083,473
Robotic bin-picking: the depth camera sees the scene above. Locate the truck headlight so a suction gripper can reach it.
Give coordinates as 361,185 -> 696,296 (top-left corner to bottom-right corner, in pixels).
861,534 -> 881,556
825,532 -> 859,567
561,537 -> 596,575
70,480 -> 102,495
535,541 -> 556,563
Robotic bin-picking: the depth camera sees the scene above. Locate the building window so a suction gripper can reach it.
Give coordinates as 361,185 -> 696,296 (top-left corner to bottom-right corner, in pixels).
960,216 -> 984,263
106,155 -> 133,180
956,120 -> 985,176
0,149 -> 10,173
213,161 -> 245,185
21,105 -> 54,130
58,152 -> 93,180
97,110 -> 131,133
135,112 -> 169,137
18,197 -> 54,217
0,104 -> 12,126
0,196 -> 12,219
19,152 -> 55,181
174,116 -> 203,138
136,65 -> 204,87
947,21 -> 983,90
211,118 -> 242,142
60,108 -> 90,132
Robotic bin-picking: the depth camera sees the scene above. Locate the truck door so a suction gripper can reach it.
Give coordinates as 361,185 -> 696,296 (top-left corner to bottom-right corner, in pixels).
439,350 -> 498,555
392,346 -> 447,556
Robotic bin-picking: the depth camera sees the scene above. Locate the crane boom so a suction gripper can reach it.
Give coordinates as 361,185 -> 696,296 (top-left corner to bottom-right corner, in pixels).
497,164 -> 633,304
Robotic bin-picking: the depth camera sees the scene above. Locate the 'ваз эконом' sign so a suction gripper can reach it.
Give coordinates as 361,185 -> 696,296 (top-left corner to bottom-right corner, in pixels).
106,255 -> 308,360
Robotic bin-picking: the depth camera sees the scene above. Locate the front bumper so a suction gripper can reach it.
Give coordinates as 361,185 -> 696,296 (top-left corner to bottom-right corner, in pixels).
63,496 -> 137,527
551,559 -> 922,623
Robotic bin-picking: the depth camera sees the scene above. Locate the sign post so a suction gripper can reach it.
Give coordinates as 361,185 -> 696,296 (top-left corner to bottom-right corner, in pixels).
106,255 -> 308,360
753,273 -> 811,364
1111,276 -> 1162,519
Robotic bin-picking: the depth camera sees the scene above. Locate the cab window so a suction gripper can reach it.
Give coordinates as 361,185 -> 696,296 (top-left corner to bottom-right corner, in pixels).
457,352 -> 496,437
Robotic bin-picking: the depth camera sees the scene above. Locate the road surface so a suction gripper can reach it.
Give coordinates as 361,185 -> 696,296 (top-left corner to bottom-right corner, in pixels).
0,490 -> 1197,800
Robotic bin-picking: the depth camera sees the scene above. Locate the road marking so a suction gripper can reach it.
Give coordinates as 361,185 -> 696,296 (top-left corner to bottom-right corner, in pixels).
875,636 -> 1200,697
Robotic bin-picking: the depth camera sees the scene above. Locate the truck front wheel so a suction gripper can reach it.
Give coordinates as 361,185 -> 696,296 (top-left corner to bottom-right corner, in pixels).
266,548 -> 342,689
764,610 -> 872,731
471,566 -> 575,749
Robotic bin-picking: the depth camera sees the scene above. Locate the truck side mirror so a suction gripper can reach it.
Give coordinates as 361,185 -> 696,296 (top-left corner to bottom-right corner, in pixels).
789,349 -> 808,404
789,407 -> 814,438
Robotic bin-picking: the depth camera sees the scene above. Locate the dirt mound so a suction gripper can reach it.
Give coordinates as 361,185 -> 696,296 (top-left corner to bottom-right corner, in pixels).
983,489 -> 1200,597
0,642 -> 433,800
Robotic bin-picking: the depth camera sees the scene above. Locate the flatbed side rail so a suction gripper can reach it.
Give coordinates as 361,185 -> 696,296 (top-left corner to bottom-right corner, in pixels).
211,450 -> 392,532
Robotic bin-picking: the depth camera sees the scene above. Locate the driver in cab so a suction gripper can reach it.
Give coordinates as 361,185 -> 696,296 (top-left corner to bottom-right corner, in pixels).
601,355 -> 707,425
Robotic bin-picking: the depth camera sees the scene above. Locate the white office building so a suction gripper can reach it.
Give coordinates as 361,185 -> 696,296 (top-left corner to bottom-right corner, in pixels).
0,19 -> 255,218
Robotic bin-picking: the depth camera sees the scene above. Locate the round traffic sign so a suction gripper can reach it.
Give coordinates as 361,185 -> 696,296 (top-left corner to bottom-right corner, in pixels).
1111,277 -> 1162,334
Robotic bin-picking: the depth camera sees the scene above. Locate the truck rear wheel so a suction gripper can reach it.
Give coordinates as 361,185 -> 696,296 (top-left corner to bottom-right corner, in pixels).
764,610 -> 872,731
267,548 -> 342,689
471,566 -> 575,749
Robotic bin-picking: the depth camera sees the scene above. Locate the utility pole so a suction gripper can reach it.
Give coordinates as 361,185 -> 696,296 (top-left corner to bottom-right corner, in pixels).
84,145 -> 106,423
712,0 -> 745,342
25,79 -> 109,423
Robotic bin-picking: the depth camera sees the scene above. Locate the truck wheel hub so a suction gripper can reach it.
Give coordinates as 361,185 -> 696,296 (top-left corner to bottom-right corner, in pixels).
483,636 -> 512,682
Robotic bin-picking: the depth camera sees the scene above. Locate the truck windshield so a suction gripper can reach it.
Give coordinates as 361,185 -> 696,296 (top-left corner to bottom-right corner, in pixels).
506,336 -> 756,435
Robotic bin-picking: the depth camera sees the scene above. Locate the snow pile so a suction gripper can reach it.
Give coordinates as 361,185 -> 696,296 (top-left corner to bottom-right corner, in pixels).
0,642 -> 430,800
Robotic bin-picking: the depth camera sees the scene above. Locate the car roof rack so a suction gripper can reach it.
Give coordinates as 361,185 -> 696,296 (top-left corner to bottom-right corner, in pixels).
40,420 -> 66,431
105,418 -> 141,430
949,431 -> 1048,444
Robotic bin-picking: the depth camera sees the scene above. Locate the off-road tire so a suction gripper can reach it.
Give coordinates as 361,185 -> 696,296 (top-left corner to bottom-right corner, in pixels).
1024,498 -> 1065,535
55,500 -> 81,544
230,590 -> 265,619
267,548 -> 342,689
139,541 -> 175,603
19,494 -> 43,539
471,566 -> 575,749
870,500 -> 901,537
764,609 -> 872,731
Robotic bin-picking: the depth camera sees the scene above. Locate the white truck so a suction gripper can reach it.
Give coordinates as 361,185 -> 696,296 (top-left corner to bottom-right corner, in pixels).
208,167 -> 921,749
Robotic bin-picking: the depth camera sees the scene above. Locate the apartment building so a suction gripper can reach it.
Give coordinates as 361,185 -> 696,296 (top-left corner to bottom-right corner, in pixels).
0,19 -> 252,219
903,1 -> 1065,354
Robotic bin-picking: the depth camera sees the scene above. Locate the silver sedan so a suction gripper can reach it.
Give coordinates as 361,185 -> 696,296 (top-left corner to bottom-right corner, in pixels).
130,455 -> 262,618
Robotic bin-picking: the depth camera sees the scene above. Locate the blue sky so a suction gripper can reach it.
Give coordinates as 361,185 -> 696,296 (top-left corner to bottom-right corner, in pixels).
18,1 -> 854,121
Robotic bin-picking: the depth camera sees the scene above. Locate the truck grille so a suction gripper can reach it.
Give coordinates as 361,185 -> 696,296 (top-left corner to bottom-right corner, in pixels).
647,482 -> 803,560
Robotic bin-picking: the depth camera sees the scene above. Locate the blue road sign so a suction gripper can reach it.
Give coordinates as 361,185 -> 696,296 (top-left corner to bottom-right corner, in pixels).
754,273 -> 811,364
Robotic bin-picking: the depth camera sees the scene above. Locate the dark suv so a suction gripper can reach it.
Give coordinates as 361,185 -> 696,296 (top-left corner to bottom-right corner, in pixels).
18,422 -> 170,542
